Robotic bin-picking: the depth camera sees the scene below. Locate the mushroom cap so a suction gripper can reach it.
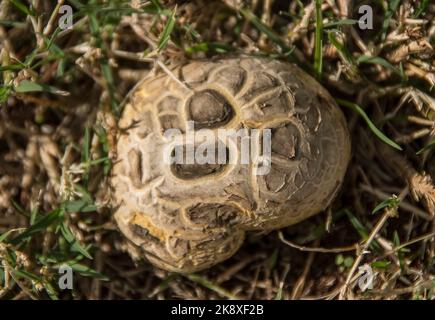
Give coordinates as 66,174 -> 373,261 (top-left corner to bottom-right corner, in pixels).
111,56 -> 351,273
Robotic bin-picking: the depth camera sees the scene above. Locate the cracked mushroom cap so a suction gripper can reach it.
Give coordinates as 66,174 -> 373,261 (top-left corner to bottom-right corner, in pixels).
111,56 -> 351,273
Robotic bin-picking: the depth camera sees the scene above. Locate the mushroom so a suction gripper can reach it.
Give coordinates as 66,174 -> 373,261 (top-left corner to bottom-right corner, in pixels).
110,56 -> 351,273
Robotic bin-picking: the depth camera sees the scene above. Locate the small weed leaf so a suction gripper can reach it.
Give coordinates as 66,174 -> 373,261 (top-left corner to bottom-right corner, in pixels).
335,254 -> 344,266
185,42 -> 234,54
0,229 -> 22,243
68,263 -> 109,281
15,80 -> 69,96
64,199 -> 98,213
416,140 -> 435,155
60,222 -> 93,259
335,254 -> 354,268
372,195 -> 400,214
371,260 -> 391,269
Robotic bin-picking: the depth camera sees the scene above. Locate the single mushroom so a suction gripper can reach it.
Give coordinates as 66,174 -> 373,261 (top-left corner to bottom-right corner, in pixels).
110,56 -> 351,273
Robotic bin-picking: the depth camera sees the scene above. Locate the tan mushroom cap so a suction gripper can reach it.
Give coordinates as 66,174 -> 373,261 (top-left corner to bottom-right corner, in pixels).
111,56 -> 351,273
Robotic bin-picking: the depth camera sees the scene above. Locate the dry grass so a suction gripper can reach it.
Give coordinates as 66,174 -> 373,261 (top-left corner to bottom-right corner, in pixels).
0,0 -> 434,300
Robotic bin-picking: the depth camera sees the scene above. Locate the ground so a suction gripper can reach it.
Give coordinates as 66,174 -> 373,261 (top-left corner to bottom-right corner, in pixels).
0,0 -> 434,300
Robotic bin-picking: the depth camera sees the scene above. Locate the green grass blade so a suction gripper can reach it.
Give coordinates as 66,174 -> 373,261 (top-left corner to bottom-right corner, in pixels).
13,269 -> 41,282
0,86 -> 12,103
10,209 -> 64,245
379,0 -> 400,41
393,231 -> 405,271
345,210 -> 369,240
157,7 -> 177,52
150,0 -> 163,12
336,98 -> 402,151
327,31 -> 357,68
414,0 -> 430,18
0,229 -> 21,243
43,282 -> 60,300
9,0 -> 35,16
186,274 -> 239,300
345,210 -> 382,252
0,64 -> 24,72
324,19 -> 358,28
416,140 -> 435,155
81,127 -> 90,163
239,9 -> 290,52
357,55 -> 403,78
81,127 -> 90,187
94,125 -> 111,176
314,0 -> 323,79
